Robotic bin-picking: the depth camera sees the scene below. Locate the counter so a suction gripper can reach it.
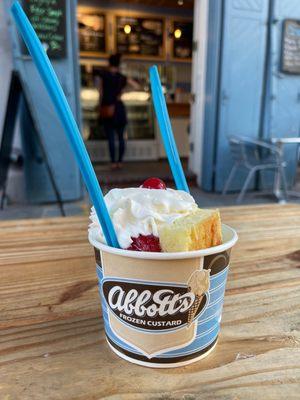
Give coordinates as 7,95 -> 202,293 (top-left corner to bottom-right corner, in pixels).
81,88 -> 191,160
157,101 -> 190,158
167,101 -> 190,117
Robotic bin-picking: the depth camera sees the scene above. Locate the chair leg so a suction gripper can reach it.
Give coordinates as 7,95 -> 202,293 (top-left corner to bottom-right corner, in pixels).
237,168 -> 256,204
0,182 -> 7,210
279,165 -> 288,202
222,164 -> 238,195
273,169 -> 281,199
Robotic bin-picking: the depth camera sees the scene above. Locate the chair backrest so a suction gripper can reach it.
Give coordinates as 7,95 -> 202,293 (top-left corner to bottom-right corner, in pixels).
228,136 -> 248,164
228,135 -> 278,167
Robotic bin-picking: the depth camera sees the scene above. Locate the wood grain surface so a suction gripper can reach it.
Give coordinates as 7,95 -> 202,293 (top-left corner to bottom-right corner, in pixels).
0,204 -> 299,400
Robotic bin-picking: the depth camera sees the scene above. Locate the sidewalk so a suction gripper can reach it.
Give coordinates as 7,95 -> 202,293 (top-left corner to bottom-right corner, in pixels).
1,162 -> 299,220
94,159 -> 196,189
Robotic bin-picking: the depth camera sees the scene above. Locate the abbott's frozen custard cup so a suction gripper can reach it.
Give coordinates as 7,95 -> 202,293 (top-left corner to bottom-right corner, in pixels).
88,224 -> 238,368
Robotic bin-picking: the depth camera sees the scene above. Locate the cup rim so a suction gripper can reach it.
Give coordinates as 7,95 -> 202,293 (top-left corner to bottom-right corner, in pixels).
88,223 -> 238,260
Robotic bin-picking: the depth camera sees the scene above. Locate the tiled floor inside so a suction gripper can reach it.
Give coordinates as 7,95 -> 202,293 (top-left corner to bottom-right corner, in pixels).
1,161 -> 299,220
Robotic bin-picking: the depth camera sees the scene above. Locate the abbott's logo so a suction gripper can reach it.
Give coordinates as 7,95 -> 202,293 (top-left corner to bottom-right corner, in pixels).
108,286 -> 195,316
102,280 -> 208,332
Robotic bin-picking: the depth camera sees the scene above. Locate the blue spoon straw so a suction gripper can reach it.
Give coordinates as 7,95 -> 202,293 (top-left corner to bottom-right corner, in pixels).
149,66 -> 189,193
11,1 -> 119,248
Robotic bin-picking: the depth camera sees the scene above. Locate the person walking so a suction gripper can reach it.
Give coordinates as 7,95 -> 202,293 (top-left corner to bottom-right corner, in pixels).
97,53 -> 137,170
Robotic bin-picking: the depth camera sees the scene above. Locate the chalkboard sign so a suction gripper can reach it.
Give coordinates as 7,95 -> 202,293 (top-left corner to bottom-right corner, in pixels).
116,16 -> 164,57
23,0 -> 66,58
172,20 -> 193,59
78,10 -> 106,54
281,19 -> 300,74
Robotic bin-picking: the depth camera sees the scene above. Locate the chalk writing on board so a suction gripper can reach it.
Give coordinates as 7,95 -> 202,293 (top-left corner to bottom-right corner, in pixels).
281,19 -> 300,74
23,0 -> 66,58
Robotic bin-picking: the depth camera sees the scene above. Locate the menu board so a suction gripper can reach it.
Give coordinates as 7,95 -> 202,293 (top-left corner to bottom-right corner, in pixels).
23,0 -> 66,58
281,19 -> 300,74
116,16 -> 164,57
172,20 -> 193,59
78,10 -> 106,54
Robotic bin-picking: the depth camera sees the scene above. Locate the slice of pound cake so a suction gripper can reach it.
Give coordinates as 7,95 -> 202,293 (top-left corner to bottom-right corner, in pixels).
159,209 -> 222,252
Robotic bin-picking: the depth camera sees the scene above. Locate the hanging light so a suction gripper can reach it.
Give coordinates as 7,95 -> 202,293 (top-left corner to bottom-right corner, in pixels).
178,0 -> 184,5
124,24 -> 131,34
174,28 -> 182,39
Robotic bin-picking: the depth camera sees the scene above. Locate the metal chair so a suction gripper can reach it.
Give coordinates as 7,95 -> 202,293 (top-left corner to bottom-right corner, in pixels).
222,136 -> 288,203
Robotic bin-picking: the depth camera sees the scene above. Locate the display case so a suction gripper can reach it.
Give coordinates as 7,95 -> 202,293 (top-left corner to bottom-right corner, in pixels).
79,58 -> 192,161
80,65 -> 158,162
122,93 -> 154,140
81,91 -> 155,140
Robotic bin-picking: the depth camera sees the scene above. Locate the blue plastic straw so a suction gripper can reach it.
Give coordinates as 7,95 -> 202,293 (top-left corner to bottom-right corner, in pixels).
149,66 -> 189,193
11,1 -> 119,248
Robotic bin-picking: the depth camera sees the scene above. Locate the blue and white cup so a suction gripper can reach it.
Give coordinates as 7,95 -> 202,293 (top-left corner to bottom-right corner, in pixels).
89,224 -> 238,368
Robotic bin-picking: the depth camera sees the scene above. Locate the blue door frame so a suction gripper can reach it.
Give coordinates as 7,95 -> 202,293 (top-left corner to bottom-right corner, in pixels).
201,0 -> 224,192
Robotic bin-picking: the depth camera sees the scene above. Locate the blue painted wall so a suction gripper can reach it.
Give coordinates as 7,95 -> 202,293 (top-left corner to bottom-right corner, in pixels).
202,0 -> 300,192
262,0 -> 300,188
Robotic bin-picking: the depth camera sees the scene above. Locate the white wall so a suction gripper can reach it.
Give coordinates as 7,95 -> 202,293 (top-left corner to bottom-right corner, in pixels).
189,0 -> 209,186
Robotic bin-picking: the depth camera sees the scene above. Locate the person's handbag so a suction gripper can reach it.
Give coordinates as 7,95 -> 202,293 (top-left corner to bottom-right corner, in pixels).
99,104 -> 115,119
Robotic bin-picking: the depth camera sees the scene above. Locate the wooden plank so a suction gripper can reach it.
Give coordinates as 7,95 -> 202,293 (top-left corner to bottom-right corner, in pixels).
0,204 -> 299,399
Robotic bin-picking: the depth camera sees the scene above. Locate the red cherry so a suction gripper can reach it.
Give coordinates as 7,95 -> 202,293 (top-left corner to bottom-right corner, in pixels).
127,235 -> 161,252
141,177 -> 166,190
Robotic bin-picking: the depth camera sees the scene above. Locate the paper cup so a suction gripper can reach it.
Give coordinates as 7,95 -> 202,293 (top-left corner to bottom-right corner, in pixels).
88,224 -> 238,368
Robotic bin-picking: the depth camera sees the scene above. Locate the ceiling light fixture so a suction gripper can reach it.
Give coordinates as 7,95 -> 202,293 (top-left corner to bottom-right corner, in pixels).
124,24 -> 131,34
178,0 -> 184,6
174,28 -> 182,39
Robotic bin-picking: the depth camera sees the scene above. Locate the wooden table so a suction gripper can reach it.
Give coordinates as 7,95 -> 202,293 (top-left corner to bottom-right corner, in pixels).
1,204 -> 300,399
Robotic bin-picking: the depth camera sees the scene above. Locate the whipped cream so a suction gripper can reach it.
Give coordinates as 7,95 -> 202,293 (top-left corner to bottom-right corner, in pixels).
89,187 -> 197,249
